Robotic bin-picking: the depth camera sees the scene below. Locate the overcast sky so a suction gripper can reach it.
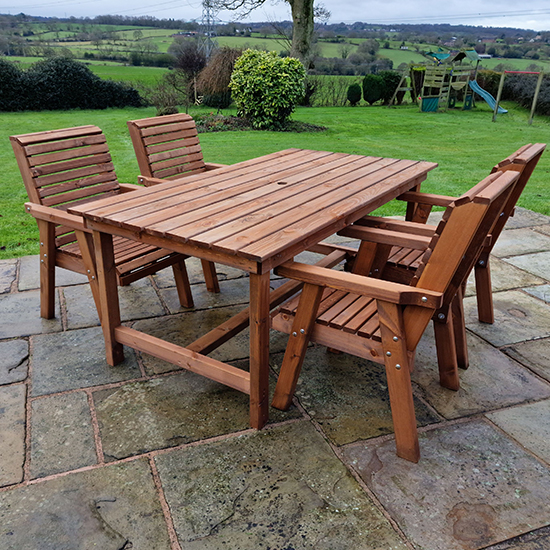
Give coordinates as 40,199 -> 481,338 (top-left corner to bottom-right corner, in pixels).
2,0 -> 550,32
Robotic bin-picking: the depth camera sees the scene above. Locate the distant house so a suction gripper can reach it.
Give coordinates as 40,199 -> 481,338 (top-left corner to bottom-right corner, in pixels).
400,46 -> 409,50
478,54 -> 492,59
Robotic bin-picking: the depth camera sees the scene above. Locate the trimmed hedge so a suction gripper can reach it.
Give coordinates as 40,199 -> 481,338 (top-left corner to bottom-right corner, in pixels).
362,74 -> 383,105
347,83 -> 362,106
0,57 -> 142,111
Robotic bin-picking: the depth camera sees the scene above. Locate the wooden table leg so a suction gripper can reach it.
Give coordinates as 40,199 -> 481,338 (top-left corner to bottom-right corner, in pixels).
93,230 -> 124,366
249,272 -> 270,429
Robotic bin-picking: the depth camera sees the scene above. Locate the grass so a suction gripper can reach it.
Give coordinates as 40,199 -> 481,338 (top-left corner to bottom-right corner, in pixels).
1,102 -> 549,259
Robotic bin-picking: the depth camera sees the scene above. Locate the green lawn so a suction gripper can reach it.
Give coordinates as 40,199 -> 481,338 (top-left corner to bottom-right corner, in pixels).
1,103 -> 549,259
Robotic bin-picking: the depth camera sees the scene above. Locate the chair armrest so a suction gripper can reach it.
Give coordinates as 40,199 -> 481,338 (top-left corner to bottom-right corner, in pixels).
25,202 -> 88,232
275,261 -> 443,308
353,216 -> 438,237
137,175 -> 166,187
205,163 -> 227,171
397,191 -> 456,207
338,225 -> 433,250
119,183 -> 142,193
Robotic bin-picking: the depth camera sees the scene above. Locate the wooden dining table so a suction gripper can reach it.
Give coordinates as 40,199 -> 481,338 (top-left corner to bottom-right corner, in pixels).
70,148 -> 437,429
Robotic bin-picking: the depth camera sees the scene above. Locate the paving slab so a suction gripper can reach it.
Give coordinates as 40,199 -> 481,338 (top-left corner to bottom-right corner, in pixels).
271,347 -> 440,447
152,257 -> 244,288
0,384 -> 26,487
486,399 -> 550,463
464,290 -> 550,346
535,224 -> 550,237
0,339 -> 29,385
524,284 -> 550,303
94,365 -> 301,461
505,251 -> 550,281
133,305 -> 288,375
464,257 -> 545,297
342,419 -> 550,550
160,277 -> 252,314
412,327 -> 550,419
18,254 -> 88,291
63,277 -> 165,329
0,259 -> 17,294
484,525 -> 550,549
491,229 -> 550,258
30,392 -> 97,479
31,326 -> 141,397
0,290 -> 61,338
0,459 -> 171,549
155,421 -> 408,550
503,207 -> 550,229
504,338 -> 550,383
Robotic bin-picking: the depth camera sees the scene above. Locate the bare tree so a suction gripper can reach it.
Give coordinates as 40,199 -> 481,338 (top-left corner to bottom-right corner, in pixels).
212,0 -> 329,67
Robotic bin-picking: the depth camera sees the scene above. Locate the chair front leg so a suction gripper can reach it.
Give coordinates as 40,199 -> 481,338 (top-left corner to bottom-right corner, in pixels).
451,285 -> 469,370
272,283 -> 324,411
37,219 -> 56,319
378,300 -> 420,463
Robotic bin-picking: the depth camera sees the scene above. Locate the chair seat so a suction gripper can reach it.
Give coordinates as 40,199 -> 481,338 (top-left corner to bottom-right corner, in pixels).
60,235 -> 180,279
279,288 -> 382,341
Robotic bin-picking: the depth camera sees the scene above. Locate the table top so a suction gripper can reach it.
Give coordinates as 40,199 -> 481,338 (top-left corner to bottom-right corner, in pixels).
72,149 -> 437,272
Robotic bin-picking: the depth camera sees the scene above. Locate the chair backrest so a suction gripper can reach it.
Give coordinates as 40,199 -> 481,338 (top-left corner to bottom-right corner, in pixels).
10,125 -> 121,249
487,143 -> 546,252
127,114 -> 207,180
411,170 -> 519,303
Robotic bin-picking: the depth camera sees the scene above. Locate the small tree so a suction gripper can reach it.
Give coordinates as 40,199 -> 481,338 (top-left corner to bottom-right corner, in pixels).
379,70 -> 402,105
197,46 -> 242,110
229,49 -> 306,129
347,83 -> 362,106
362,74 -> 383,105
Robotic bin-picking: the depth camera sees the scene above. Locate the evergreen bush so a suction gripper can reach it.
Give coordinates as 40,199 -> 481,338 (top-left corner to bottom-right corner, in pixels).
379,70 -> 402,104
362,74 -> 383,105
0,57 -> 142,111
347,83 -> 362,106
229,49 -> 306,129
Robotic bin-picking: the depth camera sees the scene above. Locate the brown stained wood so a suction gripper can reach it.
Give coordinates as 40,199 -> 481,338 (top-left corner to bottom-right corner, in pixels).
328,294 -> 371,330
144,152 -> 356,237
239,169 -> 434,262
339,226 -> 432,250
271,283 -> 325,410
115,326 -> 250,394
377,300 -> 420,462
317,293 -> 362,326
93,230 -> 124,366
249,273 -> 271,429
474,261 -> 494,324
354,216 -> 438,237
200,259 -> 220,293
433,305 -> 460,390
75,230 -> 102,322
398,191 -> 456,207
37,219 -> 56,319
72,149 -> 317,224
275,261 -> 443,308
451,285 -> 469,370
208,158 -> 416,254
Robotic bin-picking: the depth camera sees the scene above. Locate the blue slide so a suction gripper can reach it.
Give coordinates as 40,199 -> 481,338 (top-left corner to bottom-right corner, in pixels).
469,80 -> 508,113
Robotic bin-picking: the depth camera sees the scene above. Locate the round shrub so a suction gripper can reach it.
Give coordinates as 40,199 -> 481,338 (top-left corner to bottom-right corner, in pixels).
347,83 -> 362,106
362,74 -> 383,105
229,49 -> 306,129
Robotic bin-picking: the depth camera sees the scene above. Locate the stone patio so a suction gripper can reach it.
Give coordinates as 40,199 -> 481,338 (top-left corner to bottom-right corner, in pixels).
1,207 -> 550,550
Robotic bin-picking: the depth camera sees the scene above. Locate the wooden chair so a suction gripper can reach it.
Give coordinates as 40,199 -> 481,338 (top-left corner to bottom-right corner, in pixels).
379,144 -> 546,323
11,125 -> 196,320
270,169 -> 520,462
127,113 -> 227,294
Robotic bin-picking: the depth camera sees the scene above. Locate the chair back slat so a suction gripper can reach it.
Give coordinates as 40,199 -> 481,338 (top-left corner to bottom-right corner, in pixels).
10,125 -> 121,249
127,114 -> 207,181
412,170 -> 519,301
